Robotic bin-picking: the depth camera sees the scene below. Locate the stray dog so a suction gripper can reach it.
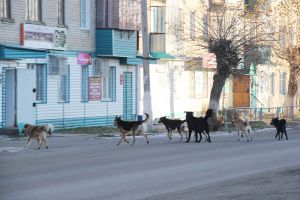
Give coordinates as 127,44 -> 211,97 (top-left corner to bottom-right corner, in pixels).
114,113 -> 150,145
185,109 -> 213,143
230,112 -> 252,142
270,118 -> 288,140
22,124 -> 54,149
158,116 -> 187,141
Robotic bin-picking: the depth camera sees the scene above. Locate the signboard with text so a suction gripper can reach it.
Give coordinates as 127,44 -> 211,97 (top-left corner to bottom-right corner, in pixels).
77,53 -> 92,65
88,77 -> 102,100
21,23 -> 67,50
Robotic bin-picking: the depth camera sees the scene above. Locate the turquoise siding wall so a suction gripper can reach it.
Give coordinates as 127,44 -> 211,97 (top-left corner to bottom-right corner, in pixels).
96,29 -> 136,58
0,45 -> 47,59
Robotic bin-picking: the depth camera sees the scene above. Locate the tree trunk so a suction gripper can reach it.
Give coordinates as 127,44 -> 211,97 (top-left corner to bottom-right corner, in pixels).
286,68 -> 299,107
208,73 -> 227,112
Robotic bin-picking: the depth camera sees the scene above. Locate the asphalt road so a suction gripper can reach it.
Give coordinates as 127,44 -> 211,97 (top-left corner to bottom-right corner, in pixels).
0,127 -> 300,200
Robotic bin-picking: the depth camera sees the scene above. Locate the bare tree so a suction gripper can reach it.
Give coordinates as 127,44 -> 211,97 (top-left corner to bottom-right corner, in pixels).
180,0 -> 272,113
270,0 -> 300,106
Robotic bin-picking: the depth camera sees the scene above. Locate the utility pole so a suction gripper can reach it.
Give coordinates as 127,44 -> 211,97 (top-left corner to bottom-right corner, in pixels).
141,0 -> 153,131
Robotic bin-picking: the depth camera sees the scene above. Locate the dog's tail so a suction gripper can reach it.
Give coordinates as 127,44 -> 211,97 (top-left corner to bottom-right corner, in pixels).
42,124 -> 55,135
142,113 -> 150,123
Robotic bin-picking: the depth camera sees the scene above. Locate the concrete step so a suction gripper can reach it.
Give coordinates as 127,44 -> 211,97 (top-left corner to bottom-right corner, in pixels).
0,127 -> 19,136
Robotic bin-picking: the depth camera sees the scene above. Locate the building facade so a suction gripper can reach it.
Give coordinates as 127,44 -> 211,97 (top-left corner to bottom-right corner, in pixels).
0,0 -> 143,129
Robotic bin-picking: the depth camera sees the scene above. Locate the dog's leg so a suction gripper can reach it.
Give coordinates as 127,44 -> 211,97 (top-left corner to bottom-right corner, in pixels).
169,130 -> 173,141
185,129 -> 192,143
248,129 -> 252,142
275,131 -> 279,139
37,136 -> 42,149
117,133 -> 124,145
237,131 -> 240,142
42,136 -> 48,149
26,137 -> 31,146
198,132 -> 202,143
206,131 -> 211,143
131,131 -> 136,146
195,131 -> 199,143
177,126 -> 183,141
284,131 -> 288,140
140,128 -> 149,144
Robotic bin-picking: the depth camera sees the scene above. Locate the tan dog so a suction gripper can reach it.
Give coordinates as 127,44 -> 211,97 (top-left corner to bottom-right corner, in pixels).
23,124 -> 54,149
230,111 -> 252,142
114,113 -> 149,145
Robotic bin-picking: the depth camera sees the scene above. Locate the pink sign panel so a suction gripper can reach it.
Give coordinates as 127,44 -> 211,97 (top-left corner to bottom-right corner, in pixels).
88,77 -> 101,100
78,53 -> 92,65
203,53 -> 217,68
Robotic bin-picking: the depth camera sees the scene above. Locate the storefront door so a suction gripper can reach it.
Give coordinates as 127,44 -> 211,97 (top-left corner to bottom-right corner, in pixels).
16,68 -> 36,125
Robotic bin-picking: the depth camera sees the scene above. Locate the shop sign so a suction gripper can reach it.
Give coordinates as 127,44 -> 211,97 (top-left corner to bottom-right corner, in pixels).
88,77 -> 102,100
77,53 -> 92,65
21,23 -> 67,50
120,74 -> 124,85
203,53 -> 217,68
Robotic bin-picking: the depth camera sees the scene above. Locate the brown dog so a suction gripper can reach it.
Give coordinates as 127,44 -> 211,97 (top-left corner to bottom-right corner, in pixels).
114,113 -> 149,145
229,111 -> 252,142
23,124 -> 54,149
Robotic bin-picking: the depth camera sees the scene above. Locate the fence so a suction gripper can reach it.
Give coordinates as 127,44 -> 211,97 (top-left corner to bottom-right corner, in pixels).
223,106 -> 300,123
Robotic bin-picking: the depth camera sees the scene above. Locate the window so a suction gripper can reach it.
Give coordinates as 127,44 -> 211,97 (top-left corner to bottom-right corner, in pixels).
81,66 -> 89,102
36,64 -> 47,103
150,6 -> 166,33
150,33 -> 165,52
279,27 -> 286,49
80,0 -> 90,29
190,12 -> 195,40
57,59 -> 69,102
289,28 -> 294,47
58,0 -> 65,25
270,72 -> 275,96
1,0 -> 11,19
25,0 -> 42,22
279,72 -> 287,95
102,66 -> 116,101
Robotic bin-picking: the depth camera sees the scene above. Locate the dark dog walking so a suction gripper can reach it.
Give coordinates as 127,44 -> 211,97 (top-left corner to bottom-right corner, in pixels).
114,113 -> 150,145
270,117 -> 288,140
185,109 -> 213,143
158,116 -> 187,141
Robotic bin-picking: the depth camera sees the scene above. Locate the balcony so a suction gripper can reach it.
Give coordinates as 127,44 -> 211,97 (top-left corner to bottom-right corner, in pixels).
96,29 -> 137,58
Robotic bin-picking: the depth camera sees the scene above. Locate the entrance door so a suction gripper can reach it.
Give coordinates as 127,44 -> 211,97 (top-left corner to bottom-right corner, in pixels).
6,69 -> 16,127
123,72 -> 133,120
17,68 -> 36,125
233,74 -> 250,107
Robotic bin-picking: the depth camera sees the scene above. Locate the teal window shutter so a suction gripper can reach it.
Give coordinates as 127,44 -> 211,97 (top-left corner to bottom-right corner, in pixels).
81,66 -> 89,102
110,66 -> 116,101
36,64 -> 47,103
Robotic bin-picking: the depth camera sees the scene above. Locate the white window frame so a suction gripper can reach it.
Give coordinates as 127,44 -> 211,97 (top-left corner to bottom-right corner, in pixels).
279,72 -> 287,95
80,0 -> 90,30
1,0 -> 12,19
25,0 -> 42,22
101,66 -> 116,101
57,0 -> 65,26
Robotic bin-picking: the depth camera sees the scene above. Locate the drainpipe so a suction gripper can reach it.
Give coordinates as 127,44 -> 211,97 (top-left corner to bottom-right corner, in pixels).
169,63 -> 174,117
141,0 -> 153,131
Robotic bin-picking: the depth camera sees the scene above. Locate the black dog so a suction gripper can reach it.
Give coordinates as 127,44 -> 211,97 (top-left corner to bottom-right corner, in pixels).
158,117 -> 187,141
185,109 -> 213,143
270,117 -> 288,140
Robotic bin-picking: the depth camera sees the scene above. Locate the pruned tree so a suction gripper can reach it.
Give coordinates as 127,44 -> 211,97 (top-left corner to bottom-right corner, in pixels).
270,0 -> 300,106
179,0 -> 272,113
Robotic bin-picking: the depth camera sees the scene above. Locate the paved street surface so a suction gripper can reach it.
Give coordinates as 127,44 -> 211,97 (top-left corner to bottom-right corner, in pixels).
1,127 -> 300,200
